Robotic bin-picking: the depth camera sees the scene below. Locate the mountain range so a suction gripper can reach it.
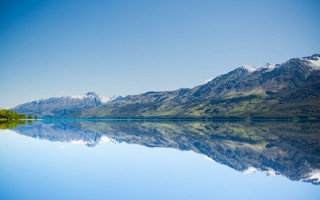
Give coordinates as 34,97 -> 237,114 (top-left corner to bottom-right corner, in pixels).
12,54 -> 320,119
12,92 -> 120,117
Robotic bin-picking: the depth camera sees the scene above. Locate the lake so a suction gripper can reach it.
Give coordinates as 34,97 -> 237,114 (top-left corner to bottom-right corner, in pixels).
1,119 -> 319,200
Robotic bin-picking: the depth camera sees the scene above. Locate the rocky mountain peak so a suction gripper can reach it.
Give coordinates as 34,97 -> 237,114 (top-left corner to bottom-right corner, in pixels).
12,92 -> 117,117
240,65 -> 257,73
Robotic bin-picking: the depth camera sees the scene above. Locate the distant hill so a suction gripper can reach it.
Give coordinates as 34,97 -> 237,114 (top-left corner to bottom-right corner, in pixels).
76,54 -> 320,119
12,92 -> 120,117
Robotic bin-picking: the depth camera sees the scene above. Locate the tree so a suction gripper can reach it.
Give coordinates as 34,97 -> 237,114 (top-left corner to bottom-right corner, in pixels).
28,115 -> 33,120
0,110 -> 25,120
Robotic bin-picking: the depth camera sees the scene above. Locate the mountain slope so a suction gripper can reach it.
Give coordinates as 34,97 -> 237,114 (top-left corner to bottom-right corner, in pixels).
77,54 -> 320,119
12,92 -> 119,117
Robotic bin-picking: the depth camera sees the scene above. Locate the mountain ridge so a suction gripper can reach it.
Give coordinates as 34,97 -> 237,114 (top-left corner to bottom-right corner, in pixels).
12,54 -> 320,119
76,54 -> 320,119
12,92 -> 120,117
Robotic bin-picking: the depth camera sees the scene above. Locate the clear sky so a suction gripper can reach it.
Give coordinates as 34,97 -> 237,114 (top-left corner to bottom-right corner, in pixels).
0,0 -> 319,108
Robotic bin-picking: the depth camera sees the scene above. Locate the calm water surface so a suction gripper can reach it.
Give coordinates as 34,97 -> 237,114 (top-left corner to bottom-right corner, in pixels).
0,120 -> 319,200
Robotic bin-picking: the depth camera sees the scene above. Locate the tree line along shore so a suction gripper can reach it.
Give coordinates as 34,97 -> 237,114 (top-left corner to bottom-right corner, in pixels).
0,109 -> 38,120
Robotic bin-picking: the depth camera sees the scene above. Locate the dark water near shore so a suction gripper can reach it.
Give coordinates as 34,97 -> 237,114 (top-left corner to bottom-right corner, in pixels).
1,120 -> 320,200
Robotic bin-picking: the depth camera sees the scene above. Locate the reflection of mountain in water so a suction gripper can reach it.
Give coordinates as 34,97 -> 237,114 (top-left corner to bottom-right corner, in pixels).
13,121 -> 117,147
12,120 -> 320,185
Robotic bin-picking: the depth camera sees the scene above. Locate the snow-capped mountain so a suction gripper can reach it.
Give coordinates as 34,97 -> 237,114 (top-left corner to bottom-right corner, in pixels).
78,54 -> 320,119
12,121 -> 118,147
11,54 -> 320,119
12,92 -> 120,117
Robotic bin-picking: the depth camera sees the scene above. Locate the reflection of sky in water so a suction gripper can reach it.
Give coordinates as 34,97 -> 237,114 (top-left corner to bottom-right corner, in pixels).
1,125 -> 320,200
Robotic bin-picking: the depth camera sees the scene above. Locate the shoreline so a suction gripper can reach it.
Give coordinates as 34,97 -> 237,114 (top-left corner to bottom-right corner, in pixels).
2,117 -> 320,122
37,117 -> 320,122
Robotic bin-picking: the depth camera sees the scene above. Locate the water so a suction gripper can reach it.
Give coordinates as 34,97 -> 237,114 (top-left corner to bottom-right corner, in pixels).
1,120 -> 319,200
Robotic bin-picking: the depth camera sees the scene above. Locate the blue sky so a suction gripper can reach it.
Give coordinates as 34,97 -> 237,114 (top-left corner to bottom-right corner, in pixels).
1,0 -> 319,108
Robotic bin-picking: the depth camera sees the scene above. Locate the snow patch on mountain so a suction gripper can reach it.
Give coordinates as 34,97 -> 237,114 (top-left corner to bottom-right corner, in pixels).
240,65 -> 257,73
204,155 -> 214,162
241,166 -> 257,174
98,135 -> 118,144
69,92 -> 121,104
263,63 -> 277,70
204,78 -> 214,84
302,55 -> 320,69
308,59 -> 320,68
265,168 -> 277,176
70,135 -> 117,146
98,95 -> 111,104
303,170 -> 320,184
12,92 -> 119,117
70,92 -> 113,103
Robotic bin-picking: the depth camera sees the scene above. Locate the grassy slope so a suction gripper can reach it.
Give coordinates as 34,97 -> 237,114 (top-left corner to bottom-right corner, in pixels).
77,95 -> 319,119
